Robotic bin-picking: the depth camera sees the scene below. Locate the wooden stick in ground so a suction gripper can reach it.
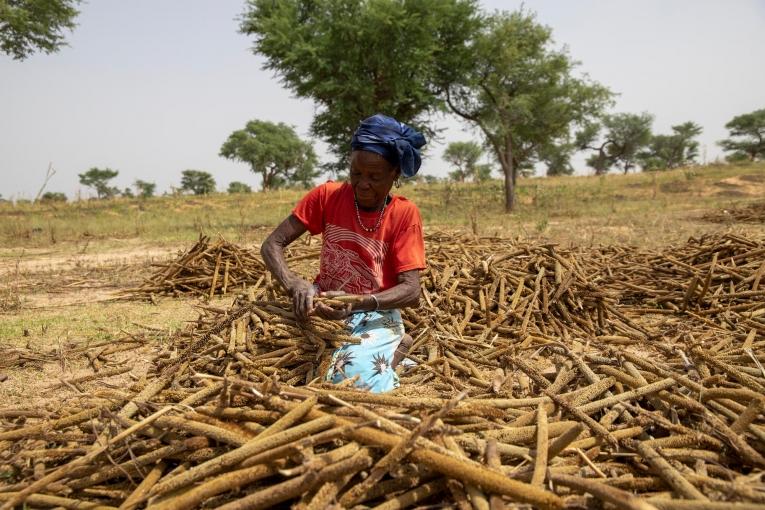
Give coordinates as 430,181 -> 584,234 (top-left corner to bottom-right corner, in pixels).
222,259 -> 230,294
209,251 -> 222,299
531,404 -> 549,487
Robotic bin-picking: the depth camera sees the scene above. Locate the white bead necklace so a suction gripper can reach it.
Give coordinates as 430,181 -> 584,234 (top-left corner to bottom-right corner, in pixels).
354,195 -> 389,232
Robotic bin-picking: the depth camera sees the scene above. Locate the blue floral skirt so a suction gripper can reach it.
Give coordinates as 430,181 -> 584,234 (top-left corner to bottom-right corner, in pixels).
324,309 -> 404,393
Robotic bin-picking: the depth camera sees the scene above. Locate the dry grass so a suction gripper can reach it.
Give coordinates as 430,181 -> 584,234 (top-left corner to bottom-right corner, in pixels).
1,161 -> 763,248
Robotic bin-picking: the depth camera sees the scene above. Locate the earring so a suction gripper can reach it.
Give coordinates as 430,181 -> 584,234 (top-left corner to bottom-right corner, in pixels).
394,178 -> 401,188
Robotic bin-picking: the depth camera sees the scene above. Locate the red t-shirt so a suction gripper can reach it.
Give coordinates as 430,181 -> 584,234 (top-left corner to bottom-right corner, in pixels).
292,181 -> 426,294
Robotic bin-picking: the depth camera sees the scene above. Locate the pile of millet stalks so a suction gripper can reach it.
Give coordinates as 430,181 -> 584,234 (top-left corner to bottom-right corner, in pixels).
124,235 -> 319,299
1,232 -> 764,509
701,201 -> 765,224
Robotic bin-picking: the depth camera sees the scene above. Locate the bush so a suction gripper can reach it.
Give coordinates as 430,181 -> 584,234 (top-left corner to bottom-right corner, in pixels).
228,181 -> 252,194
134,180 -> 156,198
40,192 -> 67,202
180,170 -> 216,195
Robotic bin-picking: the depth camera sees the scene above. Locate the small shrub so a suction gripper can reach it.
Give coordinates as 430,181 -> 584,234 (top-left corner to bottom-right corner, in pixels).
535,217 -> 549,233
0,285 -> 22,312
134,180 -> 156,198
40,192 -> 67,202
228,181 -> 253,194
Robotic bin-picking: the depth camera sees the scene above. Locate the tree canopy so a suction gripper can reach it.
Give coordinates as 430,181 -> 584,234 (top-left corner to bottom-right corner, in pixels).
240,0 -> 481,173
0,0 -> 80,60
40,191 -> 66,202
133,179 -> 156,198
78,167 -> 119,199
638,122 -> 702,171
227,181 -> 252,194
719,108 -> 765,162
445,10 -> 612,210
220,119 -> 319,190
578,112 -> 653,175
443,141 -> 484,182
180,170 -> 216,195
539,143 -> 574,176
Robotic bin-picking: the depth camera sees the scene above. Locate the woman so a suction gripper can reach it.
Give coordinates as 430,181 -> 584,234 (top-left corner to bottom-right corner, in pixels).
261,114 -> 427,393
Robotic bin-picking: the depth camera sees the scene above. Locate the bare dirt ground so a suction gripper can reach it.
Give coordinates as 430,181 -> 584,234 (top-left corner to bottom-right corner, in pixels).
0,241 -> 180,277
0,241 -> 183,308
0,240 -> 204,405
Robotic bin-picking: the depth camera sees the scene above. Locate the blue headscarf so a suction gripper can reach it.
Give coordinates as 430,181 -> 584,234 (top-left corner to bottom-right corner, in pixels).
350,114 -> 427,178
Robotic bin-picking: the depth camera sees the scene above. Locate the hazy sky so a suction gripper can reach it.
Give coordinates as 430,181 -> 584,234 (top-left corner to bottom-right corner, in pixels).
1,0 -> 764,199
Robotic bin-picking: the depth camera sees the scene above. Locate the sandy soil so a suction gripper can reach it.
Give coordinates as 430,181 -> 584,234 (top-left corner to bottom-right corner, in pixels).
705,174 -> 765,197
0,242 -> 181,277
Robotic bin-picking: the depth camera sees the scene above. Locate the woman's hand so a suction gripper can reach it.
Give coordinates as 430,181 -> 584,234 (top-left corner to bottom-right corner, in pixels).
261,215 -> 313,320
287,278 -> 316,321
314,290 -> 355,321
314,302 -> 353,320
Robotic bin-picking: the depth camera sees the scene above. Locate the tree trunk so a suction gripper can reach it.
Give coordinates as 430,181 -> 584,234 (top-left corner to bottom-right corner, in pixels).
262,171 -> 271,191
595,149 -> 608,175
501,153 -> 515,212
500,141 -> 516,212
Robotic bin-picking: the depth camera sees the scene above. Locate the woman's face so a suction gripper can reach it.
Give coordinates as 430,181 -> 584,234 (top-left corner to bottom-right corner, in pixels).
350,150 -> 399,209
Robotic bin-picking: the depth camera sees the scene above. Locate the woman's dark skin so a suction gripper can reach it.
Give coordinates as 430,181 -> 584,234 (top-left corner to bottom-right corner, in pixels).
260,150 -> 422,323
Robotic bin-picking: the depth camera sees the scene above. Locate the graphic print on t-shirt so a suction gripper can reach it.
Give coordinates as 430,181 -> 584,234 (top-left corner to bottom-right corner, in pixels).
317,223 -> 389,293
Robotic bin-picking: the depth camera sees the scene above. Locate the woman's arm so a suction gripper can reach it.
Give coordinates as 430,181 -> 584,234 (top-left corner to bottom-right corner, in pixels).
315,270 -> 421,319
359,270 -> 421,311
261,214 -> 315,320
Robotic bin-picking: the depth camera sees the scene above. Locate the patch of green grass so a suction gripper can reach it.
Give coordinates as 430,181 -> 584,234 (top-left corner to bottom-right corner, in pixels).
0,299 -> 198,348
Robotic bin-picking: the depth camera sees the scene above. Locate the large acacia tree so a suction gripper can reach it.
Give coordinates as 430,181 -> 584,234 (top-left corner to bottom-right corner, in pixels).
180,170 -> 216,195
578,112 -> 654,175
240,0 -> 481,174
719,108 -> 765,162
78,167 -> 118,199
220,119 -> 318,190
0,0 -> 80,60
443,141 -> 483,182
445,11 -> 611,211
638,122 -> 702,171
